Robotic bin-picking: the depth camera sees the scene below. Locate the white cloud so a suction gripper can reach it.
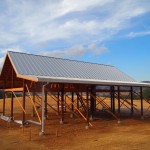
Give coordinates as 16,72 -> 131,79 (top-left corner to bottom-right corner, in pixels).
40,44 -> 85,58
127,31 -> 150,37
40,42 -> 107,58
88,42 -> 107,55
0,0 -> 150,55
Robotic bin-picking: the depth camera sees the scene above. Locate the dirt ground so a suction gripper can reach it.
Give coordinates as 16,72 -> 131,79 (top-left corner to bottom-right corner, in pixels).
0,97 -> 150,150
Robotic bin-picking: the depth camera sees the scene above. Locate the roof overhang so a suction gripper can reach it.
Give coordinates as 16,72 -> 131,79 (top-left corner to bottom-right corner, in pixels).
18,75 -> 150,87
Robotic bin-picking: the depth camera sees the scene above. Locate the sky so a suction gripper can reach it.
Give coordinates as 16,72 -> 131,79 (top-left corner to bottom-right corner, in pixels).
0,0 -> 150,82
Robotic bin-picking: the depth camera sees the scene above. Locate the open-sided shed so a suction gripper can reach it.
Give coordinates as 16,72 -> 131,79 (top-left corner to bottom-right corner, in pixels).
0,51 -> 150,134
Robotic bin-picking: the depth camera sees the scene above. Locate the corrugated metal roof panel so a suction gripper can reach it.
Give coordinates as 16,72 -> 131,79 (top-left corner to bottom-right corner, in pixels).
8,51 -> 136,83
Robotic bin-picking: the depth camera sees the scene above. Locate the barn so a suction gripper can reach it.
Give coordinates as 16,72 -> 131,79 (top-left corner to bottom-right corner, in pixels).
0,51 -> 150,135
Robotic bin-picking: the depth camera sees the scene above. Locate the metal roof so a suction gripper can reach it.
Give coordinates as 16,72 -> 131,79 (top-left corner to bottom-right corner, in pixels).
1,51 -> 150,87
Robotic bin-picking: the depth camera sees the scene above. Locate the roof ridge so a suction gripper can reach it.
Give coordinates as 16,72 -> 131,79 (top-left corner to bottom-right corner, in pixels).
8,51 -> 114,67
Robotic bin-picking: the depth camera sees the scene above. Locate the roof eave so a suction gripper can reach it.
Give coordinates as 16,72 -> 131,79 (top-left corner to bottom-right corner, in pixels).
36,76 -> 150,87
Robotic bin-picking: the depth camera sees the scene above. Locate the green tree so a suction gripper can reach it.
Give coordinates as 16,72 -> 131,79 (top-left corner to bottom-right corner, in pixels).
143,88 -> 150,100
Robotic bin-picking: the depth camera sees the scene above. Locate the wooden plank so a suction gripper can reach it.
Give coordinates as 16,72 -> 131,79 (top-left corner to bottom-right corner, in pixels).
4,88 -> 23,92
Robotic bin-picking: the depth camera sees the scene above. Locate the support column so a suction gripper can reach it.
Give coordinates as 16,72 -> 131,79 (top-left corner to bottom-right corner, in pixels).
118,86 -> 120,114
113,86 -> 115,113
70,92 -> 74,118
60,84 -> 64,124
39,83 -> 47,136
3,91 -> 5,116
140,87 -> 144,119
22,80 -> 26,125
131,86 -> 134,116
31,92 -> 35,117
77,95 -> 79,110
64,95 -> 67,112
86,90 -> 90,129
90,86 -> 96,120
57,92 -> 60,115
11,67 -> 14,121
111,86 -> 115,113
11,92 -> 14,120
110,86 -> 113,111
45,91 -> 48,119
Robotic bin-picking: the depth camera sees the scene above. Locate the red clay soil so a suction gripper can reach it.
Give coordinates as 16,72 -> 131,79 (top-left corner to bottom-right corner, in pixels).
0,99 -> 150,150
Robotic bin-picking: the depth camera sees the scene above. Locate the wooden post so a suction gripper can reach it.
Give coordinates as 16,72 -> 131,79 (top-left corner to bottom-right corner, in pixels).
32,92 -> 35,117
111,86 -> 115,113
110,86 -> 113,111
86,90 -> 90,129
3,91 -> 5,115
131,86 -> 134,115
10,92 -> 14,120
113,86 -> 115,113
77,95 -> 79,110
57,92 -> 60,114
22,80 -> 26,125
140,87 -> 144,119
45,91 -> 48,119
118,86 -> 120,114
64,95 -> 66,112
70,92 -> 74,118
71,92 -> 74,111
90,86 -> 96,120
60,84 -> 64,124
11,67 -> 14,120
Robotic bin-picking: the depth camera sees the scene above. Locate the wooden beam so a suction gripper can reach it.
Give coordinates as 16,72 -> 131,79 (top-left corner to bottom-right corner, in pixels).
3,91 -> 5,116
60,85 -> 64,124
11,67 -> 14,120
86,90 -> 90,128
71,92 -> 74,112
90,86 -> 96,119
11,92 -> 14,120
131,86 -> 134,115
4,88 -> 23,92
57,92 -> 60,114
118,86 -> 120,114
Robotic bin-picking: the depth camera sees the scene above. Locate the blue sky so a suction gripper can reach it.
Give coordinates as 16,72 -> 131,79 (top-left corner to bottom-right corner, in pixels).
0,0 -> 150,81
